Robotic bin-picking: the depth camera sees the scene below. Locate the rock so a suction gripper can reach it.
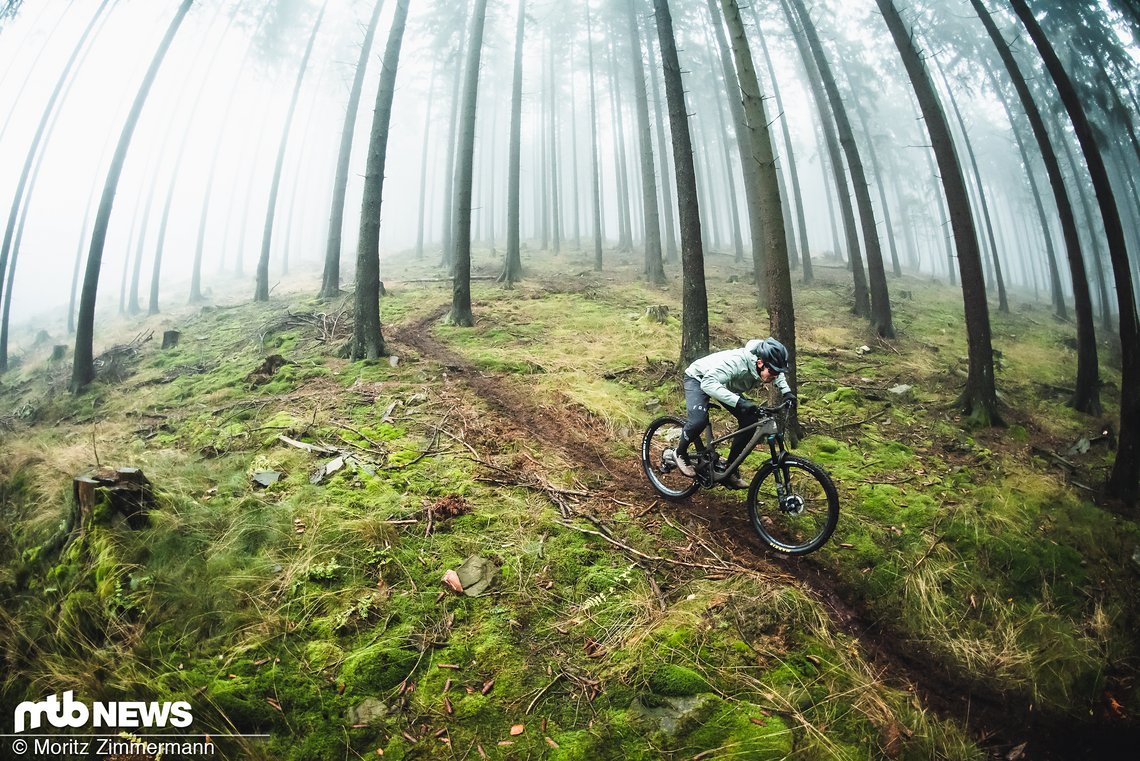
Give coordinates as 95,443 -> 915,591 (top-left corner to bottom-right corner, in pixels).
645,399 -> 661,412
628,694 -> 718,736
855,345 -> 872,356
251,470 -> 282,487
887,384 -> 913,400
347,697 -> 389,727
454,555 -> 498,597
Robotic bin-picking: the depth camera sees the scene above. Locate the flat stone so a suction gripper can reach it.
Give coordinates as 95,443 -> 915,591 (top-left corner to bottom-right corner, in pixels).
628,694 -> 718,736
347,697 -> 389,726
887,384 -> 913,399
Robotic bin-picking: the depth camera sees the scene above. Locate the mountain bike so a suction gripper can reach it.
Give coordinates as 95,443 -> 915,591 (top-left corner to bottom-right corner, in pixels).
641,400 -> 839,555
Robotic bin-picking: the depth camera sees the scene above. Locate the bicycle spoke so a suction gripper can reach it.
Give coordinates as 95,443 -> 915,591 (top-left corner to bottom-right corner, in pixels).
748,459 -> 838,554
642,416 -> 698,499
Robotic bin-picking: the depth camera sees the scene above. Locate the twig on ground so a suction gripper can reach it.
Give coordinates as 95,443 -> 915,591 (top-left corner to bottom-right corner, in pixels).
831,408 -> 889,431
525,673 -> 565,715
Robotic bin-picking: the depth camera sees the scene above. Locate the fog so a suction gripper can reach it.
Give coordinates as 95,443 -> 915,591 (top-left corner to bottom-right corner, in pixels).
0,0 -> 1134,338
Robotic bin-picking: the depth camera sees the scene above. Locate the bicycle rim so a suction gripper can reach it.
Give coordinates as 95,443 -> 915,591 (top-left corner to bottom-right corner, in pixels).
747,457 -> 838,555
641,416 -> 699,499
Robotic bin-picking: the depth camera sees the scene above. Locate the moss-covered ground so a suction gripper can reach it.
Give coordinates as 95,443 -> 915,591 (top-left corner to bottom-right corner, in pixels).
0,246 -> 1135,759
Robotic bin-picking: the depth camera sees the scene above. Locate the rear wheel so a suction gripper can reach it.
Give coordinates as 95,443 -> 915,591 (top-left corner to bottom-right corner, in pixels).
747,457 -> 838,555
641,415 -> 699,499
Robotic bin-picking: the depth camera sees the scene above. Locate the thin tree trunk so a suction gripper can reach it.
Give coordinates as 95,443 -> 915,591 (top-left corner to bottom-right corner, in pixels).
587,5 -> 604,271
642,11 -> 678,263
607,37 -> 632,252
625,0 -> 664,284
255,2 -> 325,301
851,99 -> 901,277
415,63 -> 438,260
501,0 -> 525,285
548,37 -> 561,255
936,61 -> 1008,313
351,0 -> 409,359
654,0 -> 709,366
721,0 -> 797,401
877,0 -> 1000,424
982,54 -> 1065,318
753,4 -> 811,281
707,0 -> 766,302
0,0 -> 109,331
788,0 -> 892,336
322,0 -> 384,298
569,40 -> 582,249
449,0 -> 489,327
781,0 -> 867,313
440,31 -> 466,270
71,0 -> 192,393
1008,0 -> 1137,504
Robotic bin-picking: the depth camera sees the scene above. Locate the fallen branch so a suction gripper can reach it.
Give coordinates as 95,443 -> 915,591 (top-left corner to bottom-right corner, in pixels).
276,434 -> 339,455
831,407 -> 889,431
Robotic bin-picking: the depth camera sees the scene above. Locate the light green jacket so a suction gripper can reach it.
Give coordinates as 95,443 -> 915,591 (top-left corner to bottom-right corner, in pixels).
684,348 -> 791,408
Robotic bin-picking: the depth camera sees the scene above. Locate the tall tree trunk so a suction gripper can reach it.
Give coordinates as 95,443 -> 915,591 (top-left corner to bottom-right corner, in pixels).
607,38 -> 633,252
721,0 -> 797,400
851,99 -> 901,277
72,0 -> 192,393
321,0 -> 384,298
569,40 -> 582,249
788,0 -> 892,337
753,5 -> 811,281
449,0 -> 489,327
877,0 -> 1000,424
707,0 -> 766,303
351,0 -> 409,359
780,0 -> 868,315
415,63 -> 438,260
1009,0 -> 1138,505
190,7 -> 273,303
548,37 -> 561,255
255,1 -> 326,302
981,53 -> 1066,319
709,68 -> 744,265
501,0 -> 525,284
654,0 -> 709,366
625,0 -> 664,284
642,11 -> 678,263
587,5 -> 604,271
440,28 -> 466,270
935,62 -> 1008,314
0,0 -> 108,341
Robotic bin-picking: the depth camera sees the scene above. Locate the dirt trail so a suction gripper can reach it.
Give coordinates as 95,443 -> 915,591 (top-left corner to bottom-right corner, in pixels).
392,307 -> 1136,760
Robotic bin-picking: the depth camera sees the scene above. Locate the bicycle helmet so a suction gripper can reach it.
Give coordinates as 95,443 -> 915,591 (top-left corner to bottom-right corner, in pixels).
745,337 -> 789,374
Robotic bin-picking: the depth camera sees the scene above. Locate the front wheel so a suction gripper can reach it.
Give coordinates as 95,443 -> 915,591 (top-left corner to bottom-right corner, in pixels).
747,457 -> 838,555
641,415 -> 699,500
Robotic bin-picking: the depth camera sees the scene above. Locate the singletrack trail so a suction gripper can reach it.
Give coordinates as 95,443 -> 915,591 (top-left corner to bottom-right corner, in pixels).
391,306 -> 1134,760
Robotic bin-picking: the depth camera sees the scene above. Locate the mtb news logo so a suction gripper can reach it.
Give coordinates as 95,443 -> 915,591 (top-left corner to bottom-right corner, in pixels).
13,691 -> 193,733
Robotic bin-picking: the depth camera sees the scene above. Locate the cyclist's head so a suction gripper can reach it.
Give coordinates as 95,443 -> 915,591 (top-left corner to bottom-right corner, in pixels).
746,337 -> 789,375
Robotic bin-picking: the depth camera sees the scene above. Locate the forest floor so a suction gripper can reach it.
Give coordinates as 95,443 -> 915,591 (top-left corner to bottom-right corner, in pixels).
1,244 -> 1138,761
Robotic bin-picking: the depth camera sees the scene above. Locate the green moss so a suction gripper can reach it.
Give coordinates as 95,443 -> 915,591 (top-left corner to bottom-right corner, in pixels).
647,664 -> 711,697
340,637 -> 417,695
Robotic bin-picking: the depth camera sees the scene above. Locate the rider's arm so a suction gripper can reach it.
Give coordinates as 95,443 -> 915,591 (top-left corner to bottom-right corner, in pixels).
698,357 -> 748,409
773,372 -> 792,397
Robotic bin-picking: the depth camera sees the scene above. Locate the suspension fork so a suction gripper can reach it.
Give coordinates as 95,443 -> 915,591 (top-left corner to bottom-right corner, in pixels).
768,437 -> 791,498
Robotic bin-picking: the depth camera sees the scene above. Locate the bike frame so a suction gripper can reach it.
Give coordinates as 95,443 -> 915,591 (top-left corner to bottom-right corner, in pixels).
696,403 -> 791,485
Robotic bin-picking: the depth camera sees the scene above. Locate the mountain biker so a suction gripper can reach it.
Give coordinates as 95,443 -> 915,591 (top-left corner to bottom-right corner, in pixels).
669,337 -> 796,488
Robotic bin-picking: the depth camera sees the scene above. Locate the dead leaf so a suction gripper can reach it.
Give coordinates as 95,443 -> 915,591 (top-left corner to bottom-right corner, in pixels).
1007,741 -> 1027,760
442,570 -> 463,594
510,724 -> 525,736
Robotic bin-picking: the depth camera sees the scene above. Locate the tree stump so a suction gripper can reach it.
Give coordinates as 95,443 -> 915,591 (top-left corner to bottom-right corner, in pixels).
51,344 -> 67,361
645,305 -> 670,323
162,330 -> 181,349
73,467 -> 154,531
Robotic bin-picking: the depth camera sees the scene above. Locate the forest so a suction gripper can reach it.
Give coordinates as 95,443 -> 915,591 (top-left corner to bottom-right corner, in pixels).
0,0 -> 1138,759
